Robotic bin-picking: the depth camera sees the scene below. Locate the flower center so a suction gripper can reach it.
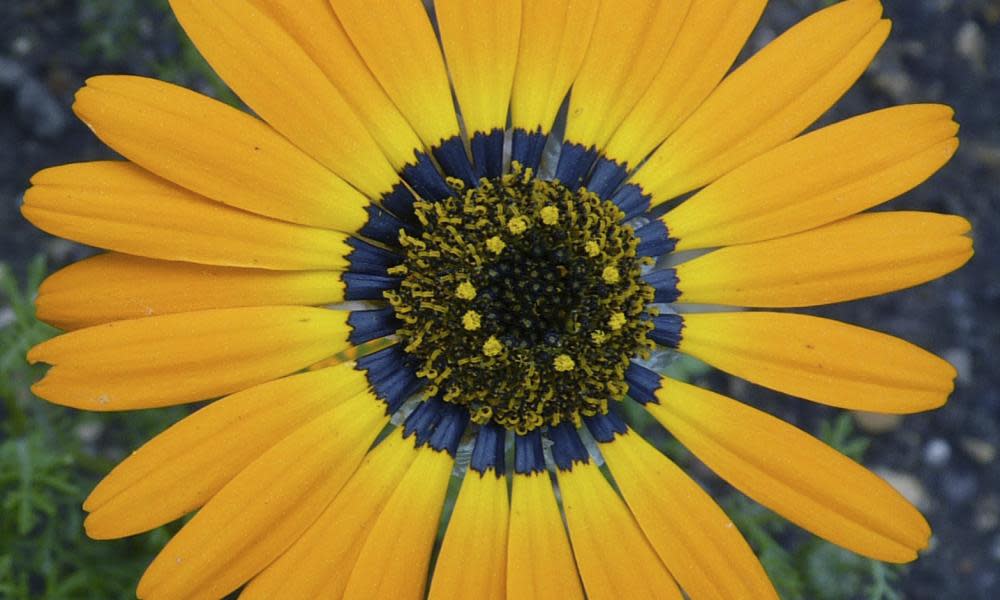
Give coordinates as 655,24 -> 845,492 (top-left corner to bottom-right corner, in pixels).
386,167 -> 655,433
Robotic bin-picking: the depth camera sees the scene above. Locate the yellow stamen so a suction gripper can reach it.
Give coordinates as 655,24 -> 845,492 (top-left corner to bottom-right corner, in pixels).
485,236 -> 506,254
462,310 -> 481,331
507,216 -> 529,235
554,354 -> 575,372
585,241 -> 601,257
540,206 -> 559,225
455,281 -> 477,300
591,330 -> 608,344
482,336 -> 503,357
609,312 -> 627,331
602,266 -> 620,284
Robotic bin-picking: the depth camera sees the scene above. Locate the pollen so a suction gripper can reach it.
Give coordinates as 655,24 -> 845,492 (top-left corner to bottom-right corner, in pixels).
602,266 -> 620,284
486,236 -> 506,254
482,336 -> 503,357
554,354 -> 575,371
540,205 -> 559,225
609,312 -> 627,331
455,281 -> 477,300
462,310 -> 481,331
507,216 -> 529,235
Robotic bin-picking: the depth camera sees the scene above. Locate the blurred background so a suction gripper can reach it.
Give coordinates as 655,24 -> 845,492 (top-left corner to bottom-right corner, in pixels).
1,1 -> 998,598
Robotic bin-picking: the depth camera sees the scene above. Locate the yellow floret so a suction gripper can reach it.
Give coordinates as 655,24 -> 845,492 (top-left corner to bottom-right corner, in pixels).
462,310 -> 481,331
602,266 -> 620,284
507,216 -> 529,235
608,312 -> 627,331
455,281 -> 477,300
540,206 -> 559,225
486,236 -> 506,254
482,336 -> 503,357
554,354 -> 576,372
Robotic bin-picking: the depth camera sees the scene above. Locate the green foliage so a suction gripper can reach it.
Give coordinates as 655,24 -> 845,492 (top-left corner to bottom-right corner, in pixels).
0,258 -> 182,599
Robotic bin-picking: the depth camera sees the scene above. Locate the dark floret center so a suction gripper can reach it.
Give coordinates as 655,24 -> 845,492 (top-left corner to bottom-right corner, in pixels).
385,166 -> 654,433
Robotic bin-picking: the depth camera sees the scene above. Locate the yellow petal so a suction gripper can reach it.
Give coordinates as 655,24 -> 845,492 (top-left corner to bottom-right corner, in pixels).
557,462 -> 682,600
135,393 -> 387,600
73,75 -> 368,231
242,429 -> 417,600
330,0 -> 460,150
28,306 -> 352,410
428,471 -> 508,600
675,212 -> 973,307
678,311 -> 957,413
37,253 -> 345,331
23,162 -> 351,270
603,0 -> 766,169
84,364 -> 369,538
342,446 -> 455,600
168,0 -> 402,201
510,0 -> 598,134
562,0 -> 690,151
600,429 -> 777,600
666,105 -> 960,249
634,0 -> 889,204
646,378 -> 932,563
437,0 -> 520,137
506,472 -> 585,600
249,0 -> 424,171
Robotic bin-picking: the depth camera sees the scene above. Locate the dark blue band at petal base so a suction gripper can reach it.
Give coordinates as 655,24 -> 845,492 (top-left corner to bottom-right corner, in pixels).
584,411 -> 627,443
471,129 -> 505,180
643,269 -> 680,303
356,345 -> 423,414
549,422 -> 590,471
514,430 -> 546,475
359,204 -> 414,245
401,153 -> 453,201
625,361 -> 662,405
649,314 -> 684,348
554,142 -> 598,190
426,403 -> 468,456
346,238 -> 402,276
511,128 -> 547,171
586,156 -> 629,200
612,183 -> 652,221
344,273 -> 400,301
433,136 -> 477,188
348,307 -> 400,345
470,422 -> 507,476
636,220 -> 677,257
404,398 -> 445,446
378,183 -> 418,223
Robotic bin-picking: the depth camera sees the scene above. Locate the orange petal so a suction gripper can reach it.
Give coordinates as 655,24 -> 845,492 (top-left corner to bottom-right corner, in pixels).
675,212 -> 973,307
634,0 -> 889,204
85,363 -> 370,538
666,105 -> 959,249
506,472 -> 584,599
646,378 -> 931,563
37,253 -> 345,330
249,0 -> 424,170
22,162 -> 351,270
557,461 -> 682,600
135,393 -> 387,599
342,446 -> 455,600
678,311 -> 958,413
600,428 -> 777,599
330,0 -> 460,149
29,306 -> 352,410
562,0 -> 689,151
74,75 -> 368,231
604,0 -> 766,168
169,0 -> 402,201
242,429 -> 417,599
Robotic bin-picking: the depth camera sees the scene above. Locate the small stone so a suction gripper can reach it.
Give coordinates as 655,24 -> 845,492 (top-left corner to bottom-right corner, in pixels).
942,347 -> 973,384
875,469 -> 929,510
924,438 -> 952,467
942,470 -> 978,504
974,495 -> 1000,532
15,75 -> 68,139
0,56 -> 26,88
961,437 -> 997,465
852,411 -> 903,434
955,21 -> 987,70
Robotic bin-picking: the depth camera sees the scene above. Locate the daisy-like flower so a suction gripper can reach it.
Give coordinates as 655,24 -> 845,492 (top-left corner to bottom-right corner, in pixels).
22,0 -> 972,598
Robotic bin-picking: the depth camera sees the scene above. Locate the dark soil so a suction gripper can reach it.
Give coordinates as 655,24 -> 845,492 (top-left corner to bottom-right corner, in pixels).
2,1 -> 998,598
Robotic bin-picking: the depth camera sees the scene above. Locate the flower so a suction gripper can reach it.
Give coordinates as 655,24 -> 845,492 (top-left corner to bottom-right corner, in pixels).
21,0 -> 972,598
